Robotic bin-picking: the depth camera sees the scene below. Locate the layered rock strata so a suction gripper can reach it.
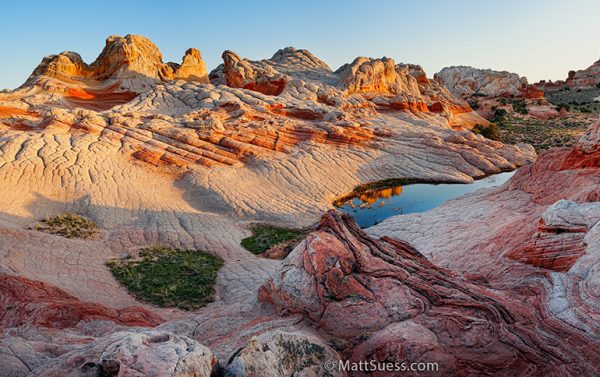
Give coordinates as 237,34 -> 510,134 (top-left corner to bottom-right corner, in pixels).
0,35 -> 550,376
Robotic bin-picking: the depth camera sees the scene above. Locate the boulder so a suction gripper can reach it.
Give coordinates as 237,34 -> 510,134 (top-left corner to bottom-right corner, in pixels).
29,330 -> 217,377
224,331 -> 343,377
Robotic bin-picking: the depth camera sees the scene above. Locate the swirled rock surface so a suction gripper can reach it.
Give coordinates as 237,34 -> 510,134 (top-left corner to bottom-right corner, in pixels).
28,330 -> 217,377
0,35 -> 544,376
365,119 -> 600,375
260,207 -> 600,376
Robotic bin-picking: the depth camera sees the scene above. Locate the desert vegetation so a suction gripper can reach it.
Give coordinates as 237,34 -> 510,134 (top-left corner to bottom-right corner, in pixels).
106,246 -> 223,310
241,224 -> 306,258
33,213 -> 98,239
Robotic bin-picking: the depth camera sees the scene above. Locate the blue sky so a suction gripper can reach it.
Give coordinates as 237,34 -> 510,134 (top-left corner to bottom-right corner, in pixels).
1,0 -> 599,89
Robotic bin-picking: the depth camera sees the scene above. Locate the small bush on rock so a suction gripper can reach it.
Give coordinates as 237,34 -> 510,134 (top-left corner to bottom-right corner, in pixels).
34,213 -> 97,239
472,123 -> 500,141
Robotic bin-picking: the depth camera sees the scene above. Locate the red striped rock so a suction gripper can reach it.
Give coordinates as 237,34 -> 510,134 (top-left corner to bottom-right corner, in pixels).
260,210 -> 600,376
0,274 -> 164,330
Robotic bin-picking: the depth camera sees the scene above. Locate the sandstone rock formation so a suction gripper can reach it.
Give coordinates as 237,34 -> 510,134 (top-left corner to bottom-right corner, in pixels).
566,59 -> 600,88
533,79 -> 567,93
28,330 -> 217,377
224,331 -> 343,377
435,66 -> 554,120
211,48 -> 489,128
435,66 -> 542,99
534,58 -> 600,92
0,274 -> 164,330
0,35 -> 547,376
366,119 -> 600,375
26,34 -> 209,92
260,209 -> 599,376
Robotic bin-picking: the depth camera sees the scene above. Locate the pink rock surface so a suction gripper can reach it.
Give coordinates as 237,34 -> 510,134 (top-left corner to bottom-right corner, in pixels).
28,330 -> 217,377
0,274 -> 164,330
262,207 -> 600,376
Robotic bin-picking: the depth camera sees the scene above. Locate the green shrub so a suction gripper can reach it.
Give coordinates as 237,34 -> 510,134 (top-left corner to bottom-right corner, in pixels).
491,108 -> 507,123
472,123 -> 500,141
241,225 -> 305,255
107,246 -> 223,310
510,99 -> 528,115
468,101 -> 479,110
34,213 -> 97,239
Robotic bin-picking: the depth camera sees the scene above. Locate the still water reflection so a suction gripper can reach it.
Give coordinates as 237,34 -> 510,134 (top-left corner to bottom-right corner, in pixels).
339,171 -> 516,228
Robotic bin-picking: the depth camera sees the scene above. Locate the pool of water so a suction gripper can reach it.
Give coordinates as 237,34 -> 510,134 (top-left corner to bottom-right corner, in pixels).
338,171 -> 516,228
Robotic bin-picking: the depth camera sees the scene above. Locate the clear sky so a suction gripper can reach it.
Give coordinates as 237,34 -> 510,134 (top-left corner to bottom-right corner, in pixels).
1,0 -> 599,89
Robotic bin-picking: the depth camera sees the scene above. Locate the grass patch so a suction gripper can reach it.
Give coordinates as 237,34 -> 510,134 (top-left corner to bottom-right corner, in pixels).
333,178 -> 444,207
34,213 -> 97,239
241,225 -> 305,255
106,246 -> 223,310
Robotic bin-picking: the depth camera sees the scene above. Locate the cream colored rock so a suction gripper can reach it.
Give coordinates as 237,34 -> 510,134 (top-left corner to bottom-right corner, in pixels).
28,330 -> 217,377
224,331 -> 343,377
435,66 -> 527,97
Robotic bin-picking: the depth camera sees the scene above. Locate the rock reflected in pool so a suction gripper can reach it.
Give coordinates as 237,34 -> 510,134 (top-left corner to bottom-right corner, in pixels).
338,171 -> 516,228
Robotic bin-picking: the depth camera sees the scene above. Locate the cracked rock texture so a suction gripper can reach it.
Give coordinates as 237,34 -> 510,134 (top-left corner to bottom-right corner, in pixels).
0,34 -> 556,376
366,120 -> 600,375
28,330 -> 217,377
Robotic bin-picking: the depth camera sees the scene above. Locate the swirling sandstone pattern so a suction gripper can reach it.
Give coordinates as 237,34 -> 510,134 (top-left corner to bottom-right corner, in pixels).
0,34 -> 564,376
366,120 -> 600,375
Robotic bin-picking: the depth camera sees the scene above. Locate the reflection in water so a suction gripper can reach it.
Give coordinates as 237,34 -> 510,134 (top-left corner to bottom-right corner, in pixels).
358,186 -> 403,204
340,171 -> 516,228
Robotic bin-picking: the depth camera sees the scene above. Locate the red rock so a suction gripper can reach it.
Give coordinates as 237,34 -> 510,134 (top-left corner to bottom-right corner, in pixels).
519,83 -> 545,99
221,50 -> 288,95
260,207 -> 600,376
0,274 -> 164,330
565,59 -> 600,88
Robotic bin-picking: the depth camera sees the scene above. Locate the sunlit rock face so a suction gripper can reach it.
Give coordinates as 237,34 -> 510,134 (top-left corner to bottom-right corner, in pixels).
211,47 -> 489,128
435,66 -> 552,120
0,34 -> 547,376
434,66 -> 535,98
26,34 -> 209,92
